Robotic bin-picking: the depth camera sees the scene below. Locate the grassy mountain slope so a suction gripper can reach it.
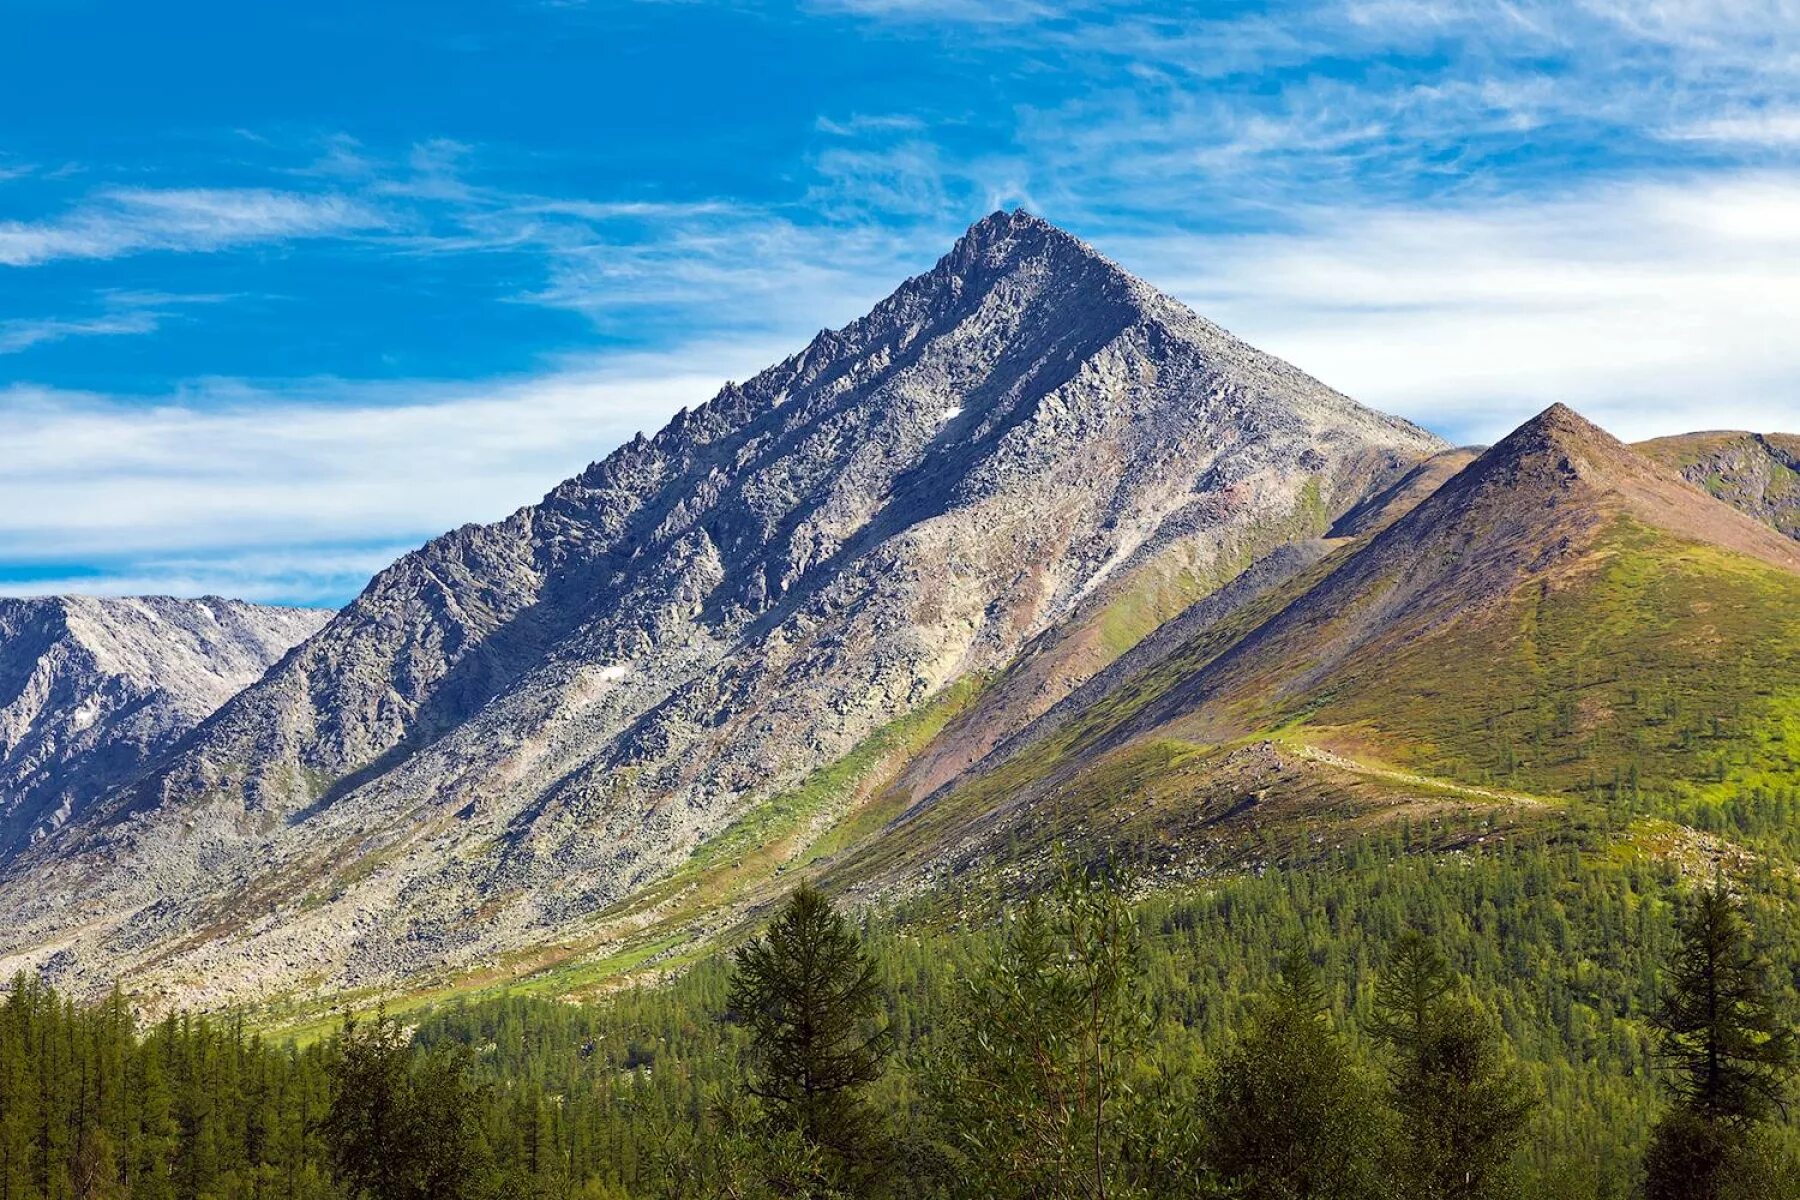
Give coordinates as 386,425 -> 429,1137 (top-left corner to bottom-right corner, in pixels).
247,405 -> 1800,1036
816,405 -> 1799,893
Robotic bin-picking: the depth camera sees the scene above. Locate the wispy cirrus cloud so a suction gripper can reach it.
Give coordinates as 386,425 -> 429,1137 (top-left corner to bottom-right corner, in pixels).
0,337 -> 785,599
8,0 -> 1800,607
0,291 -> 229,354
0,187 -> 383,266
1665,110 -> 1800,146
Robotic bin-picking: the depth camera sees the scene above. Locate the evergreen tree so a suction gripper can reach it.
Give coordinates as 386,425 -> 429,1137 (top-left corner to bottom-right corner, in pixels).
323,1009 -> 492,1200
1201,947 -> 1384,1200
1372,932 -> 1537,1199
728,884 -> 891,1183
927,868 -> 1157,1200
323,1011 -> 413,1200
1644,882 -> 1798,1200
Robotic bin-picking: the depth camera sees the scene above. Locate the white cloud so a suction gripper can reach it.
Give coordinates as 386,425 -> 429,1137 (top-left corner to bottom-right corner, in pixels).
0,292 -> 228,354
0,311 -> 160,354
0,187 -> 383,267
1665,110 -> 1800,145
0,338 -> 785,600
1105,171 -> 1800,443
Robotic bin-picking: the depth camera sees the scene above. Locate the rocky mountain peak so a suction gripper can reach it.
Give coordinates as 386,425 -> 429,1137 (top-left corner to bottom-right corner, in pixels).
939,208 -> 1108,277
1387,402 -> 1800,577
0,217 -> 1448,1012
1477,402 -> 1640,479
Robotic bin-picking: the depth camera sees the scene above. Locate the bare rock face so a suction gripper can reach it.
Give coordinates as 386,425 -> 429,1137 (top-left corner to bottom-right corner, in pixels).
1635,431 -> 1800,540
0,596 -> 329,861
0,210 -> 1446,1010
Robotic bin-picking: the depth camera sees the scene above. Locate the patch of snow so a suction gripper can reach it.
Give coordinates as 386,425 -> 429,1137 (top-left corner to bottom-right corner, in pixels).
939,406 -> 963,421
597,664 -> 630,683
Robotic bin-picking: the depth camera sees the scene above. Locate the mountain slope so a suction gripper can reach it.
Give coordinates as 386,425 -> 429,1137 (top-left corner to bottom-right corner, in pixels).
847,405 -> 1800,885
0,597 -> 329,862
0,210 -> 1444,1011
1635,430 -> 1800,539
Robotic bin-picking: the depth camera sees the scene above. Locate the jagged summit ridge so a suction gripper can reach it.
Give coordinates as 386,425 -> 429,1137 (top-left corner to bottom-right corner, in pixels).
0,212 -> 1445,1011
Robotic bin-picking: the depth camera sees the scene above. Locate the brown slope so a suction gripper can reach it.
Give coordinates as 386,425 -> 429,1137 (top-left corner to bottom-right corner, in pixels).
1120,403 -> 1799,744
843,403 -> 1800,887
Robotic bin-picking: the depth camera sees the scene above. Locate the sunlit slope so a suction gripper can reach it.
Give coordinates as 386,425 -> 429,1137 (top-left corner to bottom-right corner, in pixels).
841,404 -> 1800,882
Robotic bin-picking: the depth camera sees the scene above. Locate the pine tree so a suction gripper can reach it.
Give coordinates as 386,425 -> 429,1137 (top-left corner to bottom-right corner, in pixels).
728,884 -> 891,1182
1644,882 -> 1797,1200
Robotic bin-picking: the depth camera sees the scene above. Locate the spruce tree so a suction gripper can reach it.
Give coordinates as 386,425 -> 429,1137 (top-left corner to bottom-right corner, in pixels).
728,884 -> 891,1181
1644,882 -> 1797,1200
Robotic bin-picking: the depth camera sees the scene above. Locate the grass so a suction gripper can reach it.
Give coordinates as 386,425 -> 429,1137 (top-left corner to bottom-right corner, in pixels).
1302,517 -> 1800,816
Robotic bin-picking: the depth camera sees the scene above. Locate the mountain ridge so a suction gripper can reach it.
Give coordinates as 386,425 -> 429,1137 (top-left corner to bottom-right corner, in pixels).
0,595 -> 330,863
1635,428 -> 1800,540
0,209 -> 1449,1011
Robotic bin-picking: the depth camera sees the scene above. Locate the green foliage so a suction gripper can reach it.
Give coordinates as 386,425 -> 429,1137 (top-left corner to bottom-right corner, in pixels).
322,1010 -> 493,1200
924,866 -> 1159,1200
1200,949 -> 1386,1200
1308,519 -> 1800,844
728,884 -> 891,1183
3,829 -> 1797,1200
0,978 -> 334,1200
1644,882 -> 1800,1200
1652,882 -> 1798,1126
1370,932 -> 1537,1199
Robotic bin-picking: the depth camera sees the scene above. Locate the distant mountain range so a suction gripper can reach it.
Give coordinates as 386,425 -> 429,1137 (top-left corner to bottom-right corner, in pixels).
1,211 -> 1795,1019
0,597 -> 328,862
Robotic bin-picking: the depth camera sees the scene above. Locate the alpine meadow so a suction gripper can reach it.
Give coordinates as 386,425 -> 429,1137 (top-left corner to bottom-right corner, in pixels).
4,4 -> 1800,1199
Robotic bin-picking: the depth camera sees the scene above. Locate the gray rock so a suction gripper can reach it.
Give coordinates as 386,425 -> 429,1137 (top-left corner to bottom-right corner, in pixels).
0,210 -> 1445,1011
0,596 -> 329,861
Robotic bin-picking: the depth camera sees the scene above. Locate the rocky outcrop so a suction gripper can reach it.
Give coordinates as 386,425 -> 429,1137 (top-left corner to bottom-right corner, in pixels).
1635,431 -> 1800,539
0,596 -> 329,861
0,210 -> 1445,1011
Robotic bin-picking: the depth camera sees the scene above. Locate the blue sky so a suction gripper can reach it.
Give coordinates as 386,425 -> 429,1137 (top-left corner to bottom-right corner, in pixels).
4,0 -> 1799,605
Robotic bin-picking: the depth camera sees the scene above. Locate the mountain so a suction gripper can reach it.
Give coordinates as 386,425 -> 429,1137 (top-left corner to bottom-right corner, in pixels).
1635,430 -> 1800,539
0,210 -> 1446,1011
0,597 -> 329,863
844,404 -> 1800,889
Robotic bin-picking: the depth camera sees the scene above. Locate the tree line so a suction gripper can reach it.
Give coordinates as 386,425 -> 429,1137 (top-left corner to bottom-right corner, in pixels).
0,841 -> 1794,1198
694,871 -> 1795,1199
